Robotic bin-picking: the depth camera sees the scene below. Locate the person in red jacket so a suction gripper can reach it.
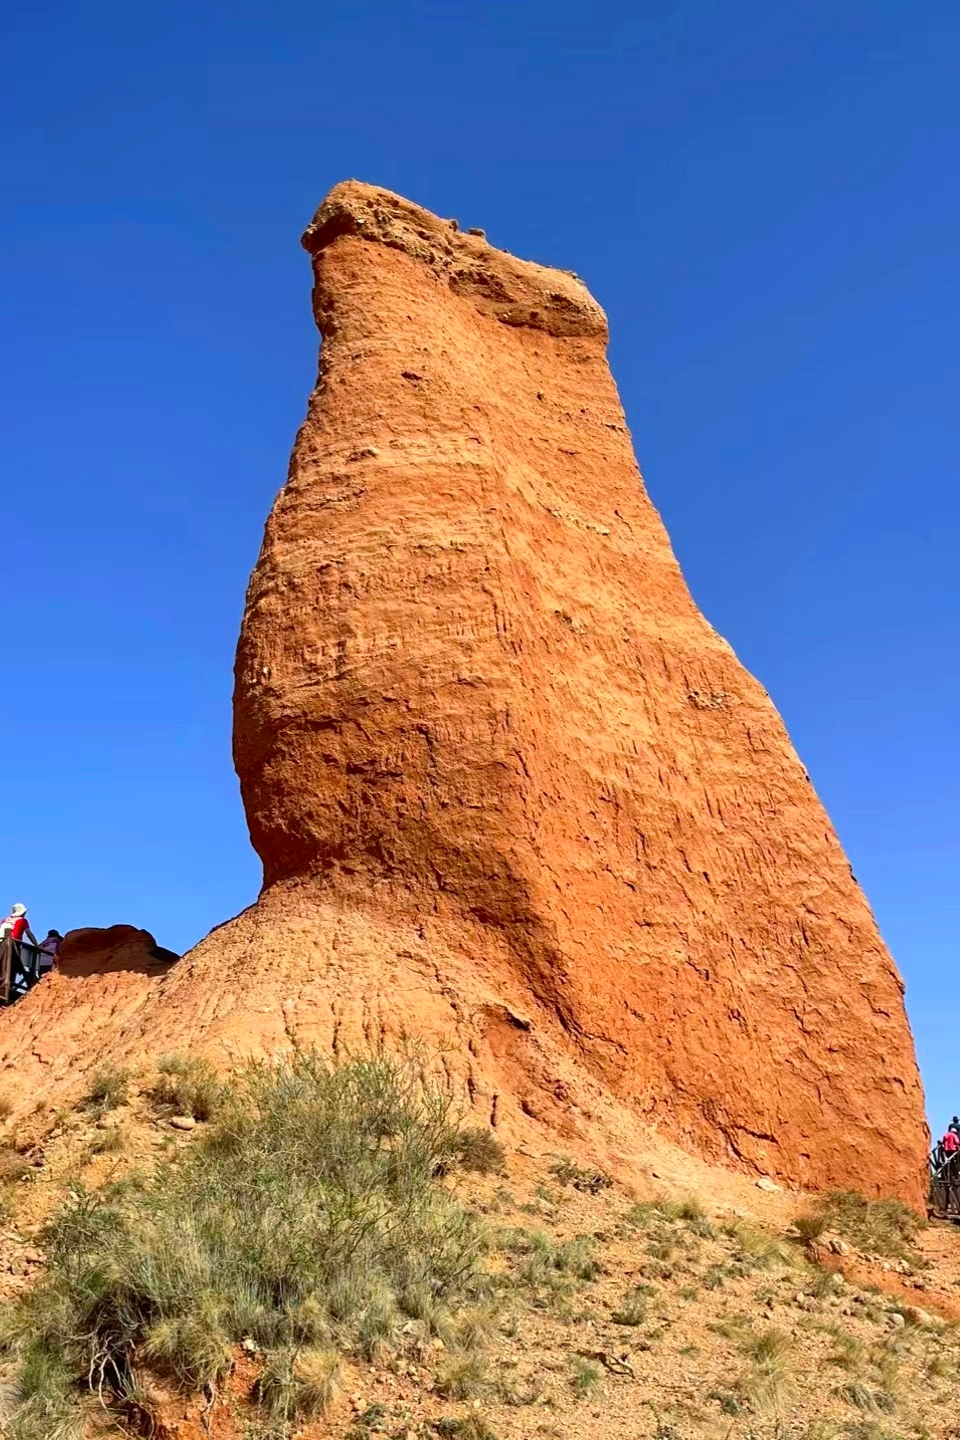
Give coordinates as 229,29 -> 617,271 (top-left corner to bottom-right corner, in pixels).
0,905 -> 39,997
0,904 -> 37,947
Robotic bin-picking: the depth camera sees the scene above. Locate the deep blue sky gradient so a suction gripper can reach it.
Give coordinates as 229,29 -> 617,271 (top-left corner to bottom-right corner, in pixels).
2,1 -> 957,1130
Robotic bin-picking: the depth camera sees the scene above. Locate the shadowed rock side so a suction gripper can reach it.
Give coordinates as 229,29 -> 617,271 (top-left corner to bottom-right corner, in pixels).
0,183 -> 927,1202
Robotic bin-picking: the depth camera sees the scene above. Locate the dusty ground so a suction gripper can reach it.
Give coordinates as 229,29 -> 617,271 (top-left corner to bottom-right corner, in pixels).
1,1080 -> 959,1440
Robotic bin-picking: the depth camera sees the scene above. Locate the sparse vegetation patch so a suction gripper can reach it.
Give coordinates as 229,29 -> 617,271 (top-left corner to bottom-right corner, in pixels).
794,1191 -> 924,1259
0,1052 -> 488,1439
148,1051 -> 226,1121
81,1063 -> 130,1114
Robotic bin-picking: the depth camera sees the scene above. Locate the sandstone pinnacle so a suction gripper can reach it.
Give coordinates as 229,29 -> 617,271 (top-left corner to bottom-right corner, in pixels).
0,182 -> 927,1204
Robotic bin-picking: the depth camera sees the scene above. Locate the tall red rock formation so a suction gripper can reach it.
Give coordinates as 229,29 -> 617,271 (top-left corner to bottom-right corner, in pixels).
0,182 -> 927,1203
229,181 -> 927,1202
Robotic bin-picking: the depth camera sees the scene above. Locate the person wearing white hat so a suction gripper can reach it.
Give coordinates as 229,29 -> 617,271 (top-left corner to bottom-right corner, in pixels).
0,904 -> 37,947
0,905 -> 40,998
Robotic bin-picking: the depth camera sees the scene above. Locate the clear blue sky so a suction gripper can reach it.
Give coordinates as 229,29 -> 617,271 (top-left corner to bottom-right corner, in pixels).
2,1 -> 957,1132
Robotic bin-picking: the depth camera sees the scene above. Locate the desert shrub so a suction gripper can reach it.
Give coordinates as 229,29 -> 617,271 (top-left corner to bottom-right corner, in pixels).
451,1127 -> 505,1175
436,1418 -> 500,1440
548,1156 -> 613,1193
811,1191 -> 923,1259
149,1052 -> 226,1121
792,1210 -> 827,1241
1,1052 -> 486,1439
611,1286 -> 649,1325
0,1091 -> 14,1121
838,1382 -> 896,1414
82,1064 -> 130,1113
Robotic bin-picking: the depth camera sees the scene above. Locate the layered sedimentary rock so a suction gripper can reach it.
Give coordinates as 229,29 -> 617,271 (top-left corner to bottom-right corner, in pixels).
228,181 -> 927,1201
0,182 -> 927,1202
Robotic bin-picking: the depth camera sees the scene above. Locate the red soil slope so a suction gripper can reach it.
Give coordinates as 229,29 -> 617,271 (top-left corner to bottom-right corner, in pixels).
0,183 -> 928,1204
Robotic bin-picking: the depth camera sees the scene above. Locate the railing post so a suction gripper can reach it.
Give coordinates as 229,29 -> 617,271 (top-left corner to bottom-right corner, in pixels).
0,936 -> 11,1005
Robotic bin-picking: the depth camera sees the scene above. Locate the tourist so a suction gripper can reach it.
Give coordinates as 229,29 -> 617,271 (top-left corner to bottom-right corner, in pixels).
0,904 -> 39,998
38,929 -> 63,975
0,904 -> 37,949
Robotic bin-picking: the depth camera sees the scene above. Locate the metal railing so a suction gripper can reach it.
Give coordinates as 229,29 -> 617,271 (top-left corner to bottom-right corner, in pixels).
0,937 -> 46,1006
928,1144 -> 960,1220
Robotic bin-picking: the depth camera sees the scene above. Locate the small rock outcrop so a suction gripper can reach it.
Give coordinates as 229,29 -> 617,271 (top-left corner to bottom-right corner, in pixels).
0,183 -> 928,1204
57,926 -> 178,978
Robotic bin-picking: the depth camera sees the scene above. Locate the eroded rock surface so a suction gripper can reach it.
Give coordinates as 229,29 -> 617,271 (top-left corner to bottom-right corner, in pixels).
0,183 -> 927,1202
230,182 -> 927,1201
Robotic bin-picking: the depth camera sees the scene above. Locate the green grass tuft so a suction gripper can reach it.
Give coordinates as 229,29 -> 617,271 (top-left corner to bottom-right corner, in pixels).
569,1354 -> 602,1399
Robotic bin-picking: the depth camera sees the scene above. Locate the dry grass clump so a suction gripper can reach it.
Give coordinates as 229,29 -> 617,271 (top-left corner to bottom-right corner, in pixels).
149,1052 -> 226,1121
85,1125 -> 124,1158
723,1220 -> 792,1272
0,1052 -> 488,1439
504,1228 -> 601,1290
626,1193 -> 705,1226
827,1330 -> 868,1370
435,1352 -> 491,1399
737,1326 -> 795,1411
451,1126 -> 505,1175
838,1381 -> 896,1414
548,1155 -> 613,1193
795,1191 -> 923,1259
0,1091 -> 14,1122
611,1285 -> 650,1326
807,1264 -> 845,1301
435,1417 -> 500,1440
254,1345 -> 341,1430
81,1064 -> 130,1114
